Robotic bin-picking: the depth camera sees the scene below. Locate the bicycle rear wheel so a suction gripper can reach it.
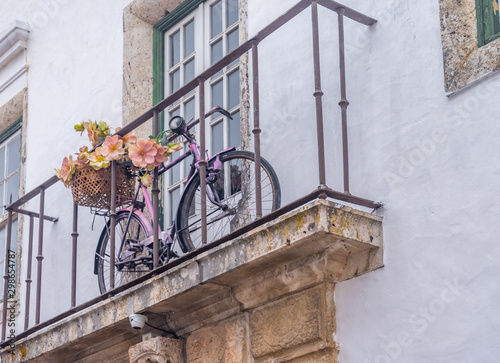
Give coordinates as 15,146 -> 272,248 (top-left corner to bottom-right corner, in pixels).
176,150 -> 281,252
96,212 -> 153,294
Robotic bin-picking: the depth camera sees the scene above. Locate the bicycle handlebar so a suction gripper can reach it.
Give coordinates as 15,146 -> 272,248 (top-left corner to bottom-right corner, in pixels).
166,106 -> 232,144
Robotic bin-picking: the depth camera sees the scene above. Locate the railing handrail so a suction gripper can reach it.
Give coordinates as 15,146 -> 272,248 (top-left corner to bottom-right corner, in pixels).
117,0 -> 375,137
2,0 -> 379,346
6,0 -> 376,214
7,176 -> 58,211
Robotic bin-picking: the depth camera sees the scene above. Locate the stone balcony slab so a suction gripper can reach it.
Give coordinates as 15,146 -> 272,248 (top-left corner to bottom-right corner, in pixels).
2,199 -> 383,362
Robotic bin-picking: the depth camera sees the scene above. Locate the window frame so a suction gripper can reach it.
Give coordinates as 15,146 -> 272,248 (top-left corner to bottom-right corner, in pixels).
0,118 -> 22,216
154,0 -> 243,227
0,117 -> 21,305
153,0 -> 207,127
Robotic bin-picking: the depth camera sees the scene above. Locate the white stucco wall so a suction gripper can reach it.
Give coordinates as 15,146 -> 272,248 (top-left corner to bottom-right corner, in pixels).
248,0 -> 500,362
0,0 -> 498,361
0,0 -> 132,325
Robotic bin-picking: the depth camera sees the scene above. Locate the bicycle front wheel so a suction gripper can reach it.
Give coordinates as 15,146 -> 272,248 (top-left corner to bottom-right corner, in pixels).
96,212 -> 153,294
177,150 -> 281,252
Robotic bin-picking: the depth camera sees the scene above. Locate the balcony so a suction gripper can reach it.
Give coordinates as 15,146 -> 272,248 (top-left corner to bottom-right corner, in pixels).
0,1 -> 382,362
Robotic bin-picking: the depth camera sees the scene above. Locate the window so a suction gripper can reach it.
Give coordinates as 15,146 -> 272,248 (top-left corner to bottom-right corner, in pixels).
476,0 -> 500,47
0,119 -> 21,214
0,118 -> 21,300
154,0 -> 242,226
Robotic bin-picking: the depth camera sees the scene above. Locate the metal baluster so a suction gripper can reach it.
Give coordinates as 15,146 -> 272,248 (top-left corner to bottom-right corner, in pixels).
35,188 -> 45,325
71,204 -> 78,307
153,110 -> 160,268
198,78 -> 207,245
337,8 -> 350,194
24,214 -> 35,330
311,0 -> 327,189
109,161 -> 117,290
252,41 -> 263,219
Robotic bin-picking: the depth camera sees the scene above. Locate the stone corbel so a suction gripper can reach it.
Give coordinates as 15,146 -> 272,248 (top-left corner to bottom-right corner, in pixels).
128,337 -> 184,363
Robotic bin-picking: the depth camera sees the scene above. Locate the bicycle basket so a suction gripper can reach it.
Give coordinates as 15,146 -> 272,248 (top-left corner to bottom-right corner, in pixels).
70,164 -> 135,209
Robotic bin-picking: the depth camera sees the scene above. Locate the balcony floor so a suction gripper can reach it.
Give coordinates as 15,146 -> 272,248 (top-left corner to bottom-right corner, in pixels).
3,199 -> 383,362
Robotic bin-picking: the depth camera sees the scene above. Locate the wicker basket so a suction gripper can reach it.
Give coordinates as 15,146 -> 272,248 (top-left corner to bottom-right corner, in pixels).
70,164 -> 135,209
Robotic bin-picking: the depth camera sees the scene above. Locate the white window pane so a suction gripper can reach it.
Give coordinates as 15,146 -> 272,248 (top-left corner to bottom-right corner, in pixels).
170,70 -> 180,93
170,150 -> 181,184
211,1 -> 222,38
212,122 -> 224,153
211,39 -> 223,65
184,59 -> 195,84
228,70 -> 240,109
227,0 -> 239,27
0,184 -> 3,214
0,148 -> 5,181
170,31 -> 180,67
184,155 -> 191,179
212,80 -> 223,108
7,136 -> 20,176
229,111 -> 241,148
170,108 -> 181,118
6,173 -> 19,205
169,187 -> 180,224
227,28 -> 238,53
227,28 -> 239,68
184,20 -> 195,56
229,158 -> 242,196
185,98 -> 195,122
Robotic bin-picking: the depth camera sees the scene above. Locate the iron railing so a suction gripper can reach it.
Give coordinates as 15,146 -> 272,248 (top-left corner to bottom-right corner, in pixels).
1,0 -> 379,346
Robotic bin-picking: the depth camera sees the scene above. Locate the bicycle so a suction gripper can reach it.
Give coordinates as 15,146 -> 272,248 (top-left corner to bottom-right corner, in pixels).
93,106 -> 281,293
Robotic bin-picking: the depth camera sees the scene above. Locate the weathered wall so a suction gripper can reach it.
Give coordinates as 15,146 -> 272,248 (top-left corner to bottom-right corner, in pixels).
439,0 -> 500,93
0,89 -> 24,133
123,0 -> 182,139
129,284 -> 338,363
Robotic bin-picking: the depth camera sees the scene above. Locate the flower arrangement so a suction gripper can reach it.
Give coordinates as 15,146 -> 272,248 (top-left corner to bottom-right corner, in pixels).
55,120 -> 182,188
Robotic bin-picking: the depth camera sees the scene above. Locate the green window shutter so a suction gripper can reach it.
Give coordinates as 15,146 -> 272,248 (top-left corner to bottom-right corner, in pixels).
476,0 -> 500,47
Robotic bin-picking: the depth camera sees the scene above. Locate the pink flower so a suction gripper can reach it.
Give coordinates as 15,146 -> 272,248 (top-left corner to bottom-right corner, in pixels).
151,142 -> 165,167
116,128 -> 138,148
98,135 -> 125,161
54,155 -> 76,187
75,146 -> 90,166
128,139 -> 161,168
84,121 -> 99,147
76,152 -> 90,166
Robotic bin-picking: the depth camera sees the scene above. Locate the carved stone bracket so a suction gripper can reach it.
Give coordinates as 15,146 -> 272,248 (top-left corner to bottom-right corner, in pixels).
129,337 -> 184,363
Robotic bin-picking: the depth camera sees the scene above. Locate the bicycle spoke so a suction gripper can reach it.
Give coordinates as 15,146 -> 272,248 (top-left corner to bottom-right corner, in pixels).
97,213 -> 154,293
177,151 -> 280,252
